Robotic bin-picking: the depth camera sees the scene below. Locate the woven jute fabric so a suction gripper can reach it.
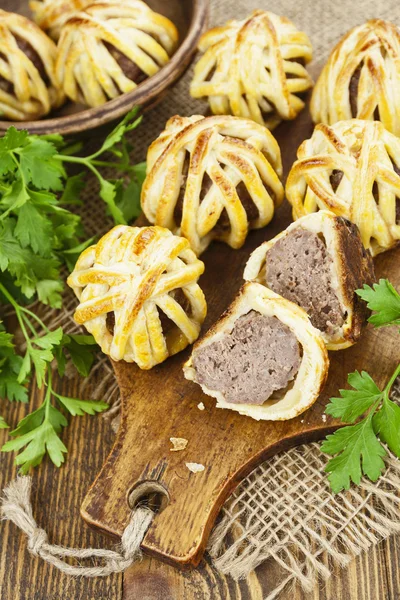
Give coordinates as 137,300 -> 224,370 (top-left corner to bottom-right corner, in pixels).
39,0 -> 400,597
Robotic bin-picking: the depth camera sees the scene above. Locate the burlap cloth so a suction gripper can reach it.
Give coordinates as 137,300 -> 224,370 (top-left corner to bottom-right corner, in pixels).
43,0 -> 400,597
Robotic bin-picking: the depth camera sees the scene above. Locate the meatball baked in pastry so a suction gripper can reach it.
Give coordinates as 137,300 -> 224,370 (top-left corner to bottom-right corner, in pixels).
286,120 -> 400,256
311,20 -> 400,136
141,115 -> 284,255
29,0 -> 91,40
184,283 -> 328,421
56,0 -> 178,107
244,211 -> 375,350
67,225 -> 207,370
0,10 -> 64,121
190,10 -> 313,130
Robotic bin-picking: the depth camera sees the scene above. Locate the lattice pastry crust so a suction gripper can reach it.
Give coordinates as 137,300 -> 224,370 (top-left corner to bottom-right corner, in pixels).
29,0 -> 91,40
184,282 -> 329,421
311,19 -> 400,136
244,211 -> 375,350
56,0 -> 178,107
190,10 -> 313,130
286,120 -> 400,256
141,114 -> 284,256
67,225 -> 207,370
0,10 -> 64,120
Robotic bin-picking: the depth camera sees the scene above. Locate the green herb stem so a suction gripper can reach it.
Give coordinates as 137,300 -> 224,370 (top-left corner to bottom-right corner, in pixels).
384,363 -> 400,396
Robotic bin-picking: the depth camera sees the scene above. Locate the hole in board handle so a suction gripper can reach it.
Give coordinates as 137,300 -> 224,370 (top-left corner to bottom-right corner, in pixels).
128,481 -> 169,514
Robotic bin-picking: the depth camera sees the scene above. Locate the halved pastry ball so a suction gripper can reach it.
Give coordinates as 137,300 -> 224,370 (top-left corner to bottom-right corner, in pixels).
184,283 -> 328,421
286,120 -> 400,256
29,0 -> 91,40
56,0 -> 178,107
141,115 -> 284,255
190,10 -> 313,130
244,211 -> 375,350
67,225 -> 207,370
311,20 -> 400,136
0,10 -> 64,120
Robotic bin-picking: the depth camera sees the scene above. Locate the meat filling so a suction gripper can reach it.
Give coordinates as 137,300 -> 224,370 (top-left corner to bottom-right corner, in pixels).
193,310 -> 301,405
0,38 -> 48,94
393,162 -> 400,224
330,169 -> 344,192
173,153 -> 262,232
331,163 -> 400,224
349,62 -> 380,120
158,288 -> 191,334
265,229 -> 345,334
104,43 -> 147,86
105,289 -> 190,336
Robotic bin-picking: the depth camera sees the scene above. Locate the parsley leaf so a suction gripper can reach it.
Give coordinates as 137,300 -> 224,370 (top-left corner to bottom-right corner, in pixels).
15,203 -> 53,256
325,371 -> 382,423
322,415 -> 387,493
55,394 -> 109,417
323,279 -> 400,493
356,279 -> 400,328
0,416 -> 8,429
19,137 -> 65,191
0,325 -> 28,403
3,418 -> 68,472
58,333 -> 98,377
373,396 -> 400,456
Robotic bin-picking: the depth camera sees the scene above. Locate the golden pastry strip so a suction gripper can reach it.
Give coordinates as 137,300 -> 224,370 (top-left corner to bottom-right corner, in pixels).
56,0 -> 178,107
67,225 -> 207,369
311,19 -> 400,136
29,0 -> 91,40
0,9 -> 64,120
286,120 -> 400,256
191,10 -> 313,129
141,114 -> 284,255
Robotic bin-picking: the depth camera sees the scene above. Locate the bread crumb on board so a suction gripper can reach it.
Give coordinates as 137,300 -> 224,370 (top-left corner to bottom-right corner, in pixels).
197,402 -> 205,410
170,437 -> 188,452
186,462 -> 205,473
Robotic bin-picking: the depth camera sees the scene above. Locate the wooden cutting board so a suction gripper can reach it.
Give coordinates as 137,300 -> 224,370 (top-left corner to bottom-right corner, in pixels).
80,108 -> 400,569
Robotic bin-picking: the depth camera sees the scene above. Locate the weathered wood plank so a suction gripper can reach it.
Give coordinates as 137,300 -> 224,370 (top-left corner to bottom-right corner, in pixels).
1,368 -> 399,600
0,371 -> 123,600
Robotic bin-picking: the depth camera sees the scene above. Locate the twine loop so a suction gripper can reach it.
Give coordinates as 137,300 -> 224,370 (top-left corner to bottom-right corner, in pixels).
1,476 -> 154,577
28,527 -> 48,556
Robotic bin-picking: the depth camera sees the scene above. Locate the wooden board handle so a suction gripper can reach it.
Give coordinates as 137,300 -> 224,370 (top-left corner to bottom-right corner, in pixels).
81,239 -> 400,567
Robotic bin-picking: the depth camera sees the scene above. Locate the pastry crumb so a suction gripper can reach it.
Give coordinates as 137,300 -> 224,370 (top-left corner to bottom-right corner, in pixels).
197,402 -> 205,411
322,414 -> 327,423
170,437 -> 188,452
186,462 -> 205,473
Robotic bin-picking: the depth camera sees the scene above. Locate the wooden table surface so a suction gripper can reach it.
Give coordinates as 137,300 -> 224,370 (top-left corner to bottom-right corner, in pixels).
1,367 -> 399,600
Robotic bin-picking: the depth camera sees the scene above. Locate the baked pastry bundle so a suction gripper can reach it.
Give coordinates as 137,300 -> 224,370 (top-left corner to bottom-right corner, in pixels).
141,114 -> 284,255
244,211 -> 375,350
29,0 -> 91,40
67,225 -> 207,370
286,120 -> 400,256
56,0 -> 178,107
311,19 -> 400,136
0,9 -> 64,120
190,10 -> 313,130
184,282 -> 329,421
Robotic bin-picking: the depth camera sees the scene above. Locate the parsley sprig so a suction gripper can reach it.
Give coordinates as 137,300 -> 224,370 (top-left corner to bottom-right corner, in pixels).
0,281 -> 108,473
56,108 -> 146,224
0,107 -> 144,307
0,109 -> 145,471
322,279 -> 400,493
